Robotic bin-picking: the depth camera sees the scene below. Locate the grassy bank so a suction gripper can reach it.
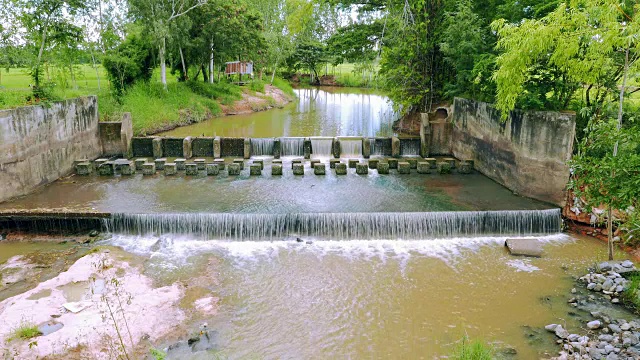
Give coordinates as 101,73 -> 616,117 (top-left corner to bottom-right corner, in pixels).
0,66 -> 295,135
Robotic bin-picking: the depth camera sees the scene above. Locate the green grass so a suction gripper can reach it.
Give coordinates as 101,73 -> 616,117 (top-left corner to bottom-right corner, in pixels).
248,79 -> 266,93
451,337 -> 493,360
8,321 -> 42,341
621,274 -> 640,314
272,77 -> 296,97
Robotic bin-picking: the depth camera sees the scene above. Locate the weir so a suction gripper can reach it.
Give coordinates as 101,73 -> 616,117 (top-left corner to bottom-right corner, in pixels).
400,138 -> 421,156
251,138 -> 275,156
102,209 -> 561,241
339,137 -> 363,157
280,137 -> 305,156
310,138 -> 334,157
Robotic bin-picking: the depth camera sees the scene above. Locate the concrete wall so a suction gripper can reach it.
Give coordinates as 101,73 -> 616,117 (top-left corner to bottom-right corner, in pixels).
0,96 -> 101,203
99,113 -> 133,157
451,97 -> 575,206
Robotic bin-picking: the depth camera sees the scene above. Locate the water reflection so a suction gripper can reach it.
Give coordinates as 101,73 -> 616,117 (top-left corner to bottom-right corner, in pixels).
160,87 -> 397,138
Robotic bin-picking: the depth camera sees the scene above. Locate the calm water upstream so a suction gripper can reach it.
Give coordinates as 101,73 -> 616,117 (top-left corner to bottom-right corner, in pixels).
160,87 -> 397,138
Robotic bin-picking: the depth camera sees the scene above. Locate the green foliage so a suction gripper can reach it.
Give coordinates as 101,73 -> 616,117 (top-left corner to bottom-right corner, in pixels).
621,210 -> 640,247
149,348 -> 167,360
103,32 -> 154,96
248,80 -> 266,93
185,80 -> 243,104
288,41 -> 328,82
621,274 -> 640,314
451,336 -> 493,360
327,21 -> 383,65
8,321 -> 42,341
271,77 -> 295,97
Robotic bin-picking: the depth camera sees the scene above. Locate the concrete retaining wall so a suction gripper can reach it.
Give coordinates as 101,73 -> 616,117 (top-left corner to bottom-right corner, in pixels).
0,96 -> 101,203
451,97 -> 575,206
99,113 -> 133,156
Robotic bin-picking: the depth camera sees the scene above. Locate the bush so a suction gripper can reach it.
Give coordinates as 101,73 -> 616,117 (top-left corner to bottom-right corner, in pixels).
103,32 -> 154,96
248,80 -> 266,93
621,274 -> 640,314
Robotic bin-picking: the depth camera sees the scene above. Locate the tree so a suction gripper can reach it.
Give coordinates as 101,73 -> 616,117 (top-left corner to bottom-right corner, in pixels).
103,30 -> 154,96
129,0 -> 207,90
10,0 -> 89,98
492,0 -> 640,259
288,41 -> 327,83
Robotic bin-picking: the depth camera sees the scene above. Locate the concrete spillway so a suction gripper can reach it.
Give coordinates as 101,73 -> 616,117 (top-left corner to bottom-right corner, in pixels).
102,209 -> 561,241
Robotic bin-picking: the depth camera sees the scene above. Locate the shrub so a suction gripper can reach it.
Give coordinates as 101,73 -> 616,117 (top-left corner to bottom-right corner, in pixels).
248,80 -> 266,93
103,32 -> 154,96
8,321 -> 42,341
451,336 -> 493,360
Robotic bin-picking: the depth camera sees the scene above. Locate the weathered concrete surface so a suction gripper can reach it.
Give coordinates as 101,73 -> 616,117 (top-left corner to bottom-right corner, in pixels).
505,238 -> 543,257
0,97 -> 101,203
452,98 -> 575,206
99,112 -> 133,157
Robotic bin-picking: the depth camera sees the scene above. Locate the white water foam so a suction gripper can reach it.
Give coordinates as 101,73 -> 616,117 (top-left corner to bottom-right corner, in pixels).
105,234 -> 571,271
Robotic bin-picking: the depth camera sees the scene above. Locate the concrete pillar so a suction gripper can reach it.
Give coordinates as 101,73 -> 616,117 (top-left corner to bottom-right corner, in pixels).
329,159 -> 340,169
293,163 -> 304,175
194,159 -> 206,170
272,164 -> 283,175
135,158 -> 147,170
377,162 -> 390,174
120,161 -> 135,175
154,158 -> 166,170
233,159 -> 244,169
458,162 -> 473,174
417,161 -> 431,174
152,137 -> 163,159
214,159 -> 226,170
76,162 -> 93,175
185,163 -> 198,175
419,113 -> 430,158
348,159 -> 359,168
437,162 -> 452,174
310,159 -> 321,168
333,138 -> 341,158
273,138 -> 281,159
356,163 -> 368,175
183,136 -> 193,159
243,138 -> 251,159
314,163 -> 326,175
253,159 -> 264,170
464,159 -> 475,169
362,138 -> 371,159
175,158 -> 186,171
121,113 -> 134,158
206,163 -> 220,176
98,162 -> 115,176
303,138 -> 311,159
443,157 -> 457,169
398,162 -> 410,174
335,163 -> 347,175
227,163 -> 241,175
387,158 -> 398,169
292,159 -> 303,168
406,158 -> 418,169
249,163 -> 262,175
391,137 -> 400,158
213,137 -> 221,158
424,158 -> 437,169
164,163 -> 177,175
142,162 -> 156,175
368,159 -> 379,169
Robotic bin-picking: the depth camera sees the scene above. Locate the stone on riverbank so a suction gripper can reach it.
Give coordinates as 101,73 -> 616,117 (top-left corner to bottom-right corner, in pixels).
505,238 -> 543,257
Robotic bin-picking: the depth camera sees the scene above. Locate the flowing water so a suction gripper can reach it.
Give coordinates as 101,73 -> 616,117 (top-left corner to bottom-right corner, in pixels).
280,137 -> 305,156
250,138 -> 275,156
102,232 -> 611,359
339,138 -> 363,157
159,87 -> 397,137
309,138 -> 334,158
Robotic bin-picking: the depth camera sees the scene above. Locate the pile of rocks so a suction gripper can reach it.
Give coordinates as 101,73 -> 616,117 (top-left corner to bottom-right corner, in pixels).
547,261 -> 640,359
578,262 -> 635,304
547,318 -> 640,360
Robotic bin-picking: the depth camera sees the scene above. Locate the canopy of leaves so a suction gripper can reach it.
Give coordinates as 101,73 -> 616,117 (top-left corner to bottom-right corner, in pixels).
103,31 -> 154,96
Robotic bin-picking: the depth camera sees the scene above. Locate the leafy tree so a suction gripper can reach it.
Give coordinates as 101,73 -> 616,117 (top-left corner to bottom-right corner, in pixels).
493,0 -> 640,259
288,41 -> 327,83
102,30 -> 154,96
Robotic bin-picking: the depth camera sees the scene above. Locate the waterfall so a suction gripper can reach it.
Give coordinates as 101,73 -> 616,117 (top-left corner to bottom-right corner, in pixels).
400,139 -> 421,156
251,138 -> 275,156
280,137 -> 304,156
310,138 -> 333,157
369,138 -> 391,156
103,209 -> 561,241
340,139 -> 363,157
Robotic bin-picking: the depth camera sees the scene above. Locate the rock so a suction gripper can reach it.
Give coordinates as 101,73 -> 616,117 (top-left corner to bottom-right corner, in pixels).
621,323 -> 632,331
622,260 -> 634,268
546,324 -> 560,332
589,320 -> 603,330
555,325 -> 570,339
599,335 -> 615,342
603,279 -> 614,289
605,353 -> 619,360
595,284 -> 603,292
611,298 -> 620,304
296,238 -> 303,243
600,262 -> 613,272
572,288 -> 577,294
622,333 -> 639,346
588,283 -> 597,290
609,324 -> 622,333
505,238 -> 543,257
306,241 -> 313,245
616,285 -> 624,293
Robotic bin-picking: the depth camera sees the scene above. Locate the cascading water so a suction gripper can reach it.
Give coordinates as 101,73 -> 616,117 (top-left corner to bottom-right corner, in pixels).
340,139 -> 363,157
400,139 -> 421,156
310,138 -> 334,157
250,138 -> 275,156
280,137 -> 305,156
369,138 -> 391,156
103,209 -> 561,241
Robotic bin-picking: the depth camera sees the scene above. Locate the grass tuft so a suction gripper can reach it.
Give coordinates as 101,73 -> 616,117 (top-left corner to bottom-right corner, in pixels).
271,77 -> 296,97
451,336 -> 493,360
8,321 -> 42,341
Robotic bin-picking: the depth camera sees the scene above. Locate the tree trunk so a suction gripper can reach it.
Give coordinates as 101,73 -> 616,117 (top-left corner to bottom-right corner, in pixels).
70,64 -> 77,90
91,52 -> 101,91
34,16 -> 51,91
201,64 -> 207,82
209,42 -> 214,84
608,207 -> 614,261
179,46 -> 188,81
270,56 -> 279,84
160,37 -> 167,89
